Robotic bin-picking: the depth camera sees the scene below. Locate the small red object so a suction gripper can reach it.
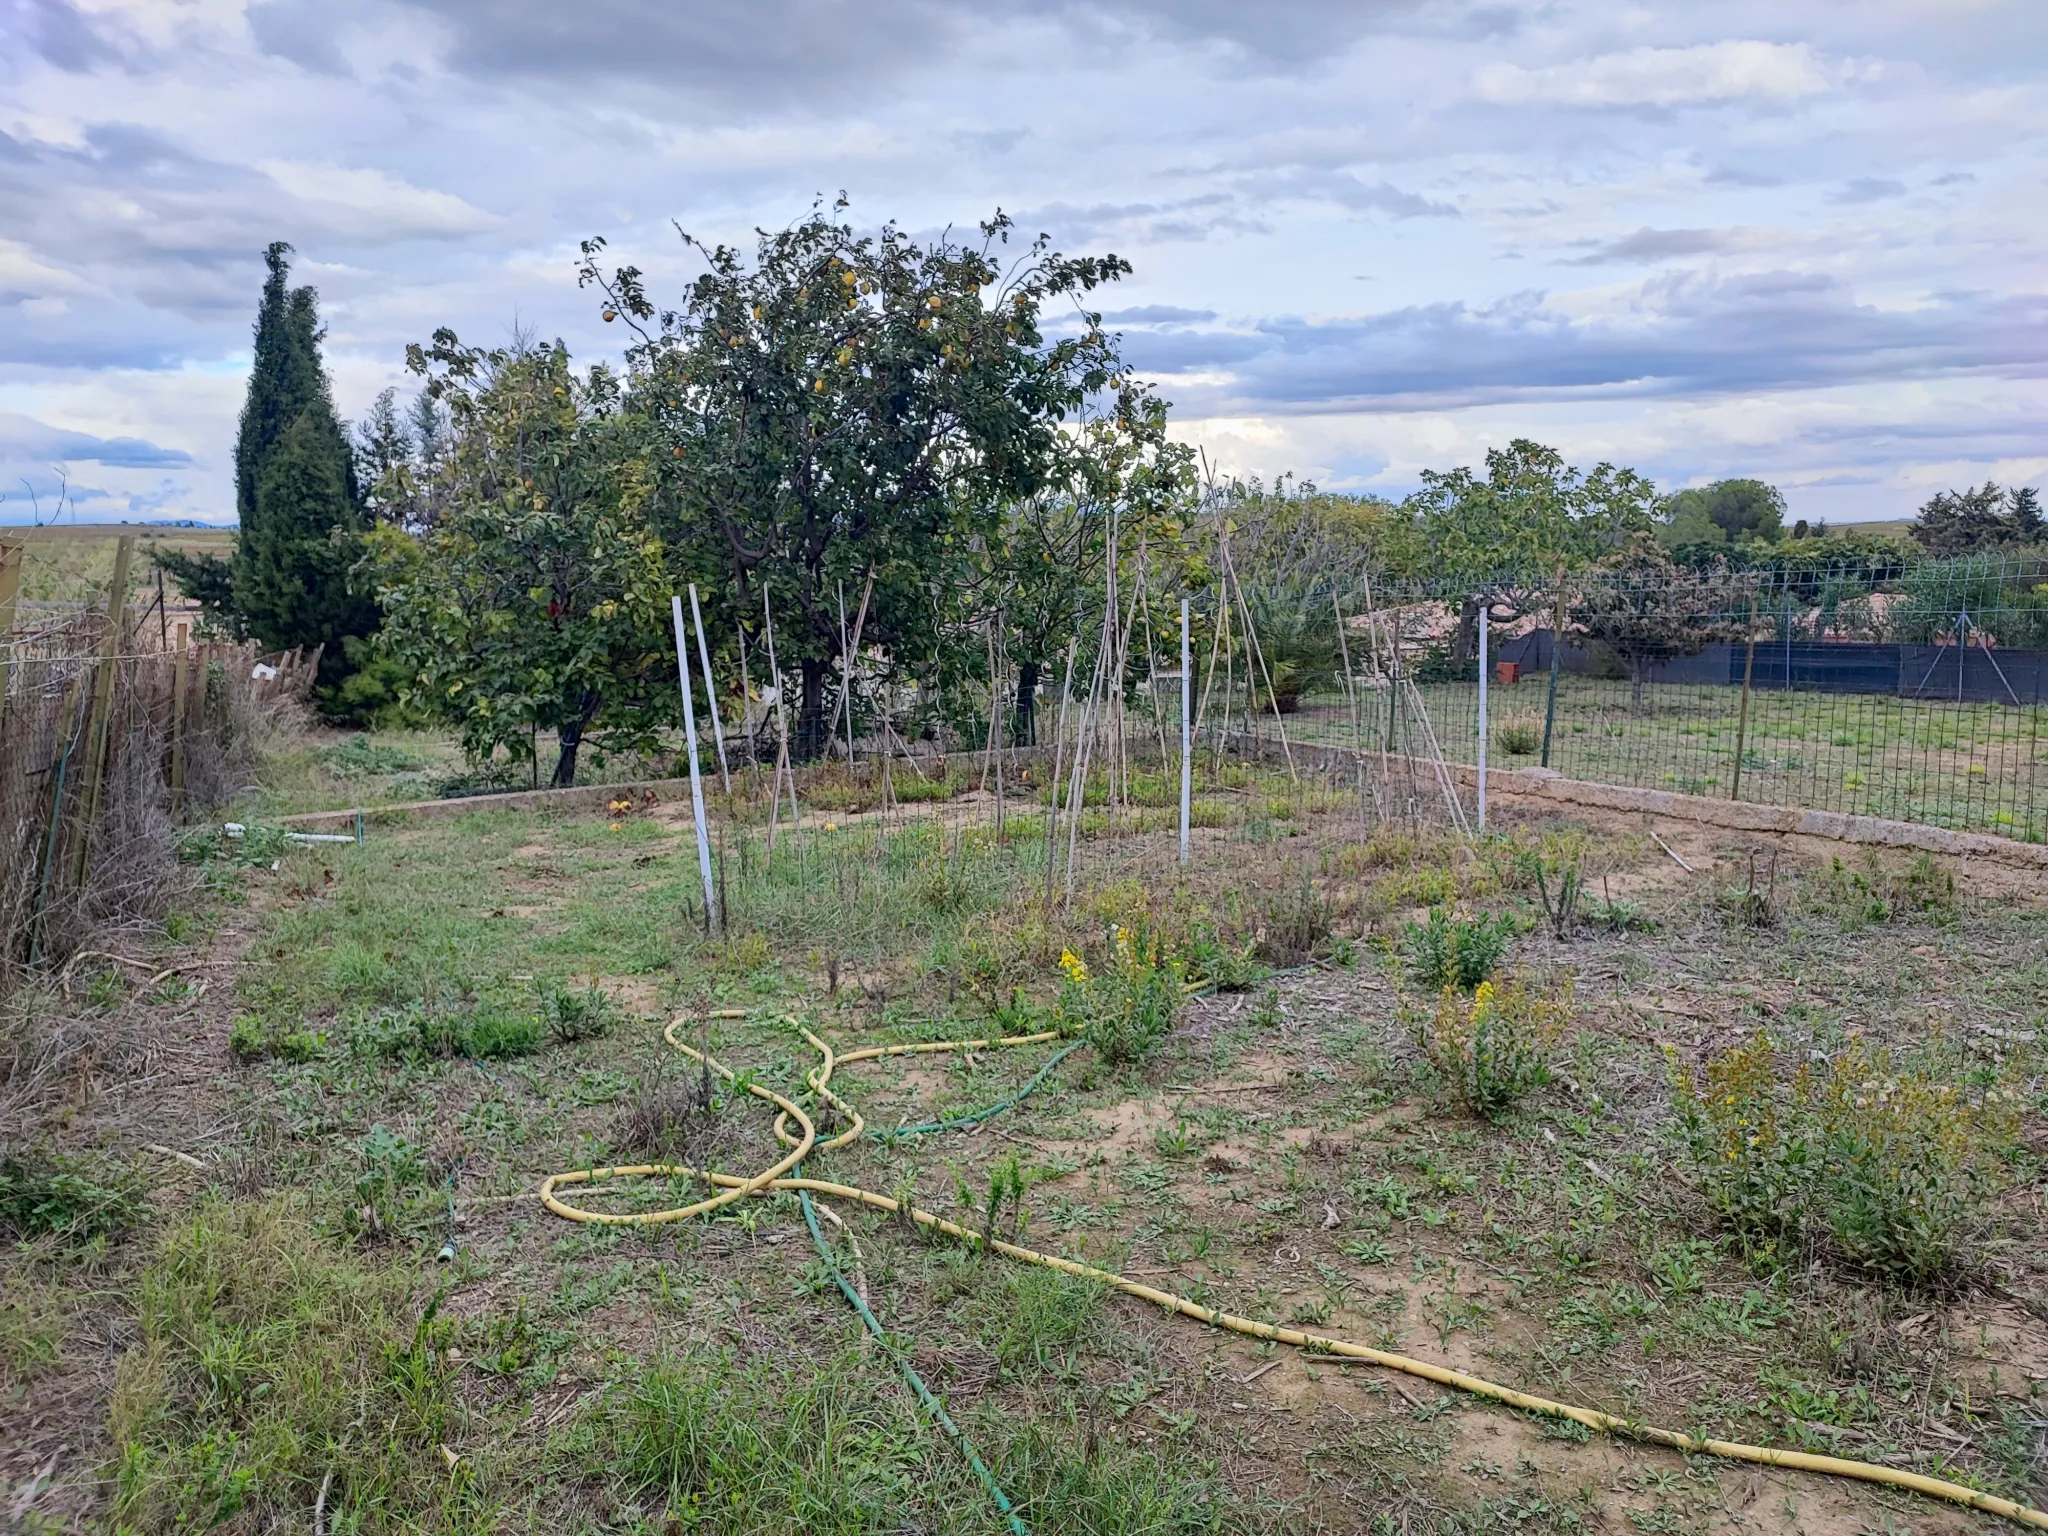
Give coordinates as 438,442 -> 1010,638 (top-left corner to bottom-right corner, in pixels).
1494,661 -> 1521,686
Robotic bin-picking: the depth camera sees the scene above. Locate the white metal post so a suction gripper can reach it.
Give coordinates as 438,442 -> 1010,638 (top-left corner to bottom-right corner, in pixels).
688,584 -> 731,795
1179,598 -> 1192,866
1476,602 -> 1489,835
672,596 -> 719,927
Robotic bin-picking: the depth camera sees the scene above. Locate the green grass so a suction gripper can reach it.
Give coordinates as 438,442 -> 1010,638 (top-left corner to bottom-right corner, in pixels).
14,732 -> 2044,1534
1282,677 -> 2048,840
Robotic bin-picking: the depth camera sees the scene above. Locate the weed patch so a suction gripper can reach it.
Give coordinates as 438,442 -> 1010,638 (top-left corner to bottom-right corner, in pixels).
1400,907 -> 1516,992
1412,977 -> 1572,1120
109,1198 -> 463,1533
1674,1033 -> 2022,1286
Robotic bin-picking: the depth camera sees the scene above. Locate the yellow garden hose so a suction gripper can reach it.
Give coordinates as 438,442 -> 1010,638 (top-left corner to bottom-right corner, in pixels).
540,1013 -> 2048,1531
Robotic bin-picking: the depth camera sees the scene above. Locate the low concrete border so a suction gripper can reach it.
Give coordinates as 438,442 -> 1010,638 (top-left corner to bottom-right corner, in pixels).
280,777 -> 699,828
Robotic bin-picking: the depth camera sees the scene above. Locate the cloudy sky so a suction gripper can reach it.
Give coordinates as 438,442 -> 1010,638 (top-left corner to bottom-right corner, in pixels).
2,0 -> 2043,527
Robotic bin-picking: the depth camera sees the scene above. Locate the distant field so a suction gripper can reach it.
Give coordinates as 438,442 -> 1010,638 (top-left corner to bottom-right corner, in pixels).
1,524 -> 234,606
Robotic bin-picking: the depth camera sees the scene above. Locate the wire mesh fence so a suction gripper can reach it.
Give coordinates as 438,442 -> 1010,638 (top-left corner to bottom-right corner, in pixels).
713,552 -> 2048,850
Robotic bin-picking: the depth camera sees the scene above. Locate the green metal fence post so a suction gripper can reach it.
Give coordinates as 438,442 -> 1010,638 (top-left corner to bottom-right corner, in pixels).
1731,598 -> 1758,801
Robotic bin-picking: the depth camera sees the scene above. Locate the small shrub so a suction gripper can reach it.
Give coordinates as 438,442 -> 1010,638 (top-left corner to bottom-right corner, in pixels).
1496,719 -> 1541,756
1673,1034 -> 2021,1286
538,980 -> 619,1044
1253,876 -> 1332,965
1717,848 -> 1780,928
465,1006 -> 543,1060
1058,930 -> 1181,1067
231,1012 -> 328,1063
1400,906 -> 1516,991
1413,977 -> 1572,1120
618,1073 -> 708,1159
1811,851 -> 1958,928
351,1125 -> 429,1237
0,1146 -> 147,1241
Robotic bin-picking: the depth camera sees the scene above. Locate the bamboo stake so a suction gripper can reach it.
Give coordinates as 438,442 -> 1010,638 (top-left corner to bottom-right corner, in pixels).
736,607 -> 760,796
1138,546 -> 1170,768
1221,539 -> 1296,781
1043,639 -> 1077,909
0,537 -> 22,723
984,621 -> 1006,836
1178,597 -> 1192,867
1064,629 -> 1111,907
824,569 -> 876,764
762,588 -> 801,854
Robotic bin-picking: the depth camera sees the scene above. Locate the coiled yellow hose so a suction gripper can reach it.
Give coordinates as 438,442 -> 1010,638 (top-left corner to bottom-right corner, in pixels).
539,1014 -> 2048,1531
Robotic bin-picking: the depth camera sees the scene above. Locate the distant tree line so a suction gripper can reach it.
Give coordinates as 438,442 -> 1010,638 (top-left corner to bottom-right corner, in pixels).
168,225 -> 2046,765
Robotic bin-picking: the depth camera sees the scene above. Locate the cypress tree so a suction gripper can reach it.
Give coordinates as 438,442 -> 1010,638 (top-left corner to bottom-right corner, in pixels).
157,242 -> 378,686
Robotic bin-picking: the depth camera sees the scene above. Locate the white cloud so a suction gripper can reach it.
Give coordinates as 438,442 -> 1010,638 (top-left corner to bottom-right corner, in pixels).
256,161 -> 502,240
1474,41 -> 1868,110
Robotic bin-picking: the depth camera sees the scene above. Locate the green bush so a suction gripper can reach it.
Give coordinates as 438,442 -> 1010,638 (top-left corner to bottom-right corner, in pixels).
465,1006 -> 543,1060
1811,851 -> 1957,928
1673,1034 -> 2021,1286
1495,719 -> 1541,756
1057,930 -> 1182,1067
537,980 -> 619,1044
1412,977 -> 1572,1120
351,1126 -> 430,1238
1400,907 -> 1515,991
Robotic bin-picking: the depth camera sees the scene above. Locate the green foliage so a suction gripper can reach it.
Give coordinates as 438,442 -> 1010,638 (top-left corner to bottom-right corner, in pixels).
1811,852 -> 1958,928
352,1125 -> 430,1236
110,1199 -> 460,1531
1888,551 -> 2048,649
1399,907 -> 1515,992
1057,928 -> 1182,1066
348,1000 -> 541,1062
1242,588 -> 1340,712
1405,439 -> 1659,587
1911,480 -> 2044,557
537,979 -> 620,1043
1660,479 -> 1786,549
1412,977 -> 1571,1120
372,336 -> 676,787
229,1011 -> 325,1063
583,203 -> 1183,749
1494,719 -> 1541,756
0,1145 -> 146,1241
316,737 -> 433,778
1571,535 -> 1752,711
213,243 -> 379,697
1673,1034 -> 2022,1286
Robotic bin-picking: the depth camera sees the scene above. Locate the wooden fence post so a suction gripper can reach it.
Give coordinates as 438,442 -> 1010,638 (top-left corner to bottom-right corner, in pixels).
73,535 -> 134,886
0,537 -> 23,725
170,621 -> 190,818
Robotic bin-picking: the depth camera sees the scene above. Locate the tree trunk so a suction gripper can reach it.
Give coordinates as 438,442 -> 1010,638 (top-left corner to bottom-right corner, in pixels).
1629,656 -> 1648,716
552,721 -> 583,787
798,658 -> 829,760
1013,657 -> 1040,747
1451,596 -> 1480,670
552,691 -> 599,786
